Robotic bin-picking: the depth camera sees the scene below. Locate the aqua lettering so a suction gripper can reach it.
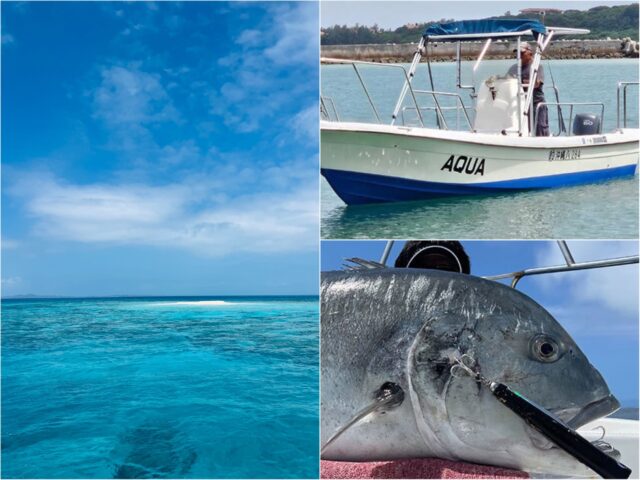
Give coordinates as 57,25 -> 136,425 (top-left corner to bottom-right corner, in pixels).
454,156 -> 467,173
465,158 -> 478,174
441,155 -> 455,171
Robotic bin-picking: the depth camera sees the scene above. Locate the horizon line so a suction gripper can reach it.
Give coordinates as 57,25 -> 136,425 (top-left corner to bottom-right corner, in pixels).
2,293 -> 319,301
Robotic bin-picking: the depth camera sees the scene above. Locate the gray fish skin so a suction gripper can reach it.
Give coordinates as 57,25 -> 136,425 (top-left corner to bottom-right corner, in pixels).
321,268 -> 619,476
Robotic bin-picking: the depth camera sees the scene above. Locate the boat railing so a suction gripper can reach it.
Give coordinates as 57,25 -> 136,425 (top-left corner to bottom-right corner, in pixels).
484,238 -> 638,288
321,96 -> 340,122
534,102 -> 604,137
377,240 -> 639,290
321,58 -> 425,126
410,90 -> 475,131
617,81 -> 639,129
400,105 -> 476,130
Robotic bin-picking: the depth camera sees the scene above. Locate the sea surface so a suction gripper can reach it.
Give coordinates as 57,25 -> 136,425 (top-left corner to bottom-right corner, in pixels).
2,297 -> 319,479
321,59 -> 639,239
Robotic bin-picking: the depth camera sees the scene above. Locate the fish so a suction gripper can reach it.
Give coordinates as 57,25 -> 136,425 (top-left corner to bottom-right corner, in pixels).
321,268 -> 620,477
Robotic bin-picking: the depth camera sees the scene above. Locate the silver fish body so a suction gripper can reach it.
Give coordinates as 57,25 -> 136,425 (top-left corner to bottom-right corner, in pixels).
321,268 -> 619,476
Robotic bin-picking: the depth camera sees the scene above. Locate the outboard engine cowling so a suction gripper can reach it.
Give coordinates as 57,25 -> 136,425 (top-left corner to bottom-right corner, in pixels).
572,114 -> 601,136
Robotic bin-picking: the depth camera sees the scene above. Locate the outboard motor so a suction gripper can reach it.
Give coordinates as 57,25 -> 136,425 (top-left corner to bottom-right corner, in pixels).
572,113 -> 601,136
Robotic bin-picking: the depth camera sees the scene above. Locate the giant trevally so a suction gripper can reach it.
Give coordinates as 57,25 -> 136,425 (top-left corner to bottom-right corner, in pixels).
321,268 -> 620,477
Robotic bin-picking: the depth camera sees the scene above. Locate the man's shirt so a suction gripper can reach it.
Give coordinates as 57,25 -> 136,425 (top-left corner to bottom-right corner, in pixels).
508,62 -> 545,103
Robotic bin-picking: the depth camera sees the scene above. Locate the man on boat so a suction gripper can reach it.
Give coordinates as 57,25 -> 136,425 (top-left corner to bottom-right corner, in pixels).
507,42 -> 550,137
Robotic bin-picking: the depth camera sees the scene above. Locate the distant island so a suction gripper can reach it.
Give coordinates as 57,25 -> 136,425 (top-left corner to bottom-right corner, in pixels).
321,4 -> 639,44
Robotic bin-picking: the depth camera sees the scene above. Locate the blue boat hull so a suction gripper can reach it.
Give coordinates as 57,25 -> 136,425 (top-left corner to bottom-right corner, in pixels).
321,165 -> 638,205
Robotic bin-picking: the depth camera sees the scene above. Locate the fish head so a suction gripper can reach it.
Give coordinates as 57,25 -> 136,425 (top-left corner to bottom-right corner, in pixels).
408,274 -> 619,475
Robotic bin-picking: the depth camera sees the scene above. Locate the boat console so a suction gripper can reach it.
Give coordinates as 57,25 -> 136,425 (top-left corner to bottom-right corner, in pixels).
474,76 -> 525,135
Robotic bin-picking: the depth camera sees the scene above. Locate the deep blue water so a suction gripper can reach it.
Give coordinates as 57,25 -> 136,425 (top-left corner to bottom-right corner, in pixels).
2,297 -> 319,479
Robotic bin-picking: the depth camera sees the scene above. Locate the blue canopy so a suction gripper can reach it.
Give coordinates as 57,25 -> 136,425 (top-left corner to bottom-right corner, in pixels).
424,19 -> 546,39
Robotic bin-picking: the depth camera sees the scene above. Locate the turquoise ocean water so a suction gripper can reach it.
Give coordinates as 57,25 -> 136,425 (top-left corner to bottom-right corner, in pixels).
321,59 -> 639,239
2,297 -> 318,479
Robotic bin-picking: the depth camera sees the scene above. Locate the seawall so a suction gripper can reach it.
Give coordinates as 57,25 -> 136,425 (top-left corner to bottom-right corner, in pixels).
321,39 -> 639,62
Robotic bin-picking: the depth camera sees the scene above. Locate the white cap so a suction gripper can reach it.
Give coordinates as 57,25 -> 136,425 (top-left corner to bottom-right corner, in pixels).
513,41 -> 533,53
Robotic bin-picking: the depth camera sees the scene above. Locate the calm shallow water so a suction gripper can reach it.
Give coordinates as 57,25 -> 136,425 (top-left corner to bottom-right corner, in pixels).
321,59 -> 639,239
2,297 -> 319,479
322,176 -> 638,239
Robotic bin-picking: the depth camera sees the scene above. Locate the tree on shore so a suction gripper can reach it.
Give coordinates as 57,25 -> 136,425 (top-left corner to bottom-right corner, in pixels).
321,3 -> 639,45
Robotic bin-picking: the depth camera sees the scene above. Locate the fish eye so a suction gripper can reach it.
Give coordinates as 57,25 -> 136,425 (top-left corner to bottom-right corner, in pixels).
530,335 -> 561,363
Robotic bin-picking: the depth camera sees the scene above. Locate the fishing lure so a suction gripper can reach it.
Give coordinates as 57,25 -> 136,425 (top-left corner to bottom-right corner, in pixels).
452,356 -> 631,479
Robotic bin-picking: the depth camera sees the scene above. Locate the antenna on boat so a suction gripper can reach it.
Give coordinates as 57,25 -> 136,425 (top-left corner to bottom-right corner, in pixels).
545,59 -> 567,134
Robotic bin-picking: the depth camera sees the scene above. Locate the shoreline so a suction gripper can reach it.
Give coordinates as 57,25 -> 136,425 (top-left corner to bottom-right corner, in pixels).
321,54 -> 634,63
321,39 -> 640,63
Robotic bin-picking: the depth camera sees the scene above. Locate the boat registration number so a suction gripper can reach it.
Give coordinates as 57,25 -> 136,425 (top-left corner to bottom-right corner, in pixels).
548,148 -> 581,161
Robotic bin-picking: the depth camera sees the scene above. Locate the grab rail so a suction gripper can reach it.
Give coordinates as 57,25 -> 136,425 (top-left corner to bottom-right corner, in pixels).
412,90 -> 474,131
320,58 -> 428,127
350,64 -> 382,124
617,81 -> 639,129
534,102 -> 604,137
485,255 -> 638,288
378,240 -> 638,290
320,96 -> 340,122
401,106 -> 473,129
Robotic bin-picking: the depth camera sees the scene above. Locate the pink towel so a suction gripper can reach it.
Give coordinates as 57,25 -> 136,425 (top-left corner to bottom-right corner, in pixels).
321,458 -> 529,479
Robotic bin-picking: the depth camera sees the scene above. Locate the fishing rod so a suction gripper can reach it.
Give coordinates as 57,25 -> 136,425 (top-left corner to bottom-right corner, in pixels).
545,56 -> 567,134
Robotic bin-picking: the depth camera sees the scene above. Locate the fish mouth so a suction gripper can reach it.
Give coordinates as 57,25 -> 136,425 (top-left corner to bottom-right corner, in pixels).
566,394 -> 621,429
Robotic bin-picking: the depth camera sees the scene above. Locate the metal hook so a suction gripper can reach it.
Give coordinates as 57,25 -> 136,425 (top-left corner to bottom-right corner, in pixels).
450,364 -> 465,378
451,354 -> 477,378
451,354 -> 491,387
591,425 -> 606,442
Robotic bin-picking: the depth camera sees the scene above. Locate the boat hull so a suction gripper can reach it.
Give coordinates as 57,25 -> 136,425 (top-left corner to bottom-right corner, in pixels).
321,122 -> 639,205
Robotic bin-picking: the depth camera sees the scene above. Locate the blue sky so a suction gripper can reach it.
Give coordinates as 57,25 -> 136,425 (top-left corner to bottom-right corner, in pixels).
321,1 -> 637,28
322,240 -> 639,406
2,2 -> 319,297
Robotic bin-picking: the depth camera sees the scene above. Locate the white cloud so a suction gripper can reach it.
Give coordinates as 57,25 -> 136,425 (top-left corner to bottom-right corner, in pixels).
210,2 -> 318,133
2,33 -> 15,45
531,241 -> 638,335
1,277 -> 22,286
93,65 -> 180,126
10,172 -> 317,256
236,29 -> 261,46
289,103 -> 319,143
89,63 -> 193,171
534,241 -> 639,315
2,238 -> 20,250
264,3 -> 319,66
5,4 -> 319,261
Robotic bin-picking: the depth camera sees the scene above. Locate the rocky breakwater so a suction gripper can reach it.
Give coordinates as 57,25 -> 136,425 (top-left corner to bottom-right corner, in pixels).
621,37 -> 640,57
322,39 -> 640,63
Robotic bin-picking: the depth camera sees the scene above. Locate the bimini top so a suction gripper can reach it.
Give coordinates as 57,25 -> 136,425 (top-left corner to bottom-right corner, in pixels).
424,19 -> 547,40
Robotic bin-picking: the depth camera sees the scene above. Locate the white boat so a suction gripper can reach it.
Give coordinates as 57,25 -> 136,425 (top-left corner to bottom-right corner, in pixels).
576,418 -> 639,479
321,19 -> 639,205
